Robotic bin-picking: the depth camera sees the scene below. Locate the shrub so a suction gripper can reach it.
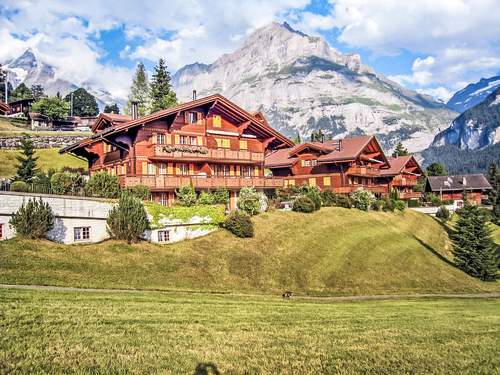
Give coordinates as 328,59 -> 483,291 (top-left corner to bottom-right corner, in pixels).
407,199 -> 420,208
10,180 -> 28,192
107,193 -> 149,243
320,190 -> 337,207
292,195 -> 316,213
436,205 -> 450,221
298,185 -> 321,211
223,211 -> 254,238
350,190 -> 375,211
336,195 -> 352,209
371,199 -> 385,211
85,172 -> 121,198
383,197 -> 395,212
125,185 -> 150,200
9,198 -> 54,239
394,200 -> 406,212
238,187 -> 262,215
175,185 -> 197,207
198,191 -> 215,205
50,172 -> 85,195
213,188 -> 230,205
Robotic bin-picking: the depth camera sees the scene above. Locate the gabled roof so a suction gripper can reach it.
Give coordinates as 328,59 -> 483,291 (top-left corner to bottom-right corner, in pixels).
265,135 -> 389,168
426,174 -> 492,192
61,94 -> 294,154
0,101 -> 11,114
380,155 -> 423,176
91,113 -> 132,132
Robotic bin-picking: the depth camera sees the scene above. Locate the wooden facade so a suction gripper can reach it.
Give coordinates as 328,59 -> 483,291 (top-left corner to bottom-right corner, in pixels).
61,94 -> 294,208
265,137 -> 423,199
425,174 -> 492,205
0,101 -> 11,115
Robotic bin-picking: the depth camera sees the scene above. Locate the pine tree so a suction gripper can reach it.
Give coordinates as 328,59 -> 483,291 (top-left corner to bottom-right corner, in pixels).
452,204 -> 498,281
106,193 -> 149,243
392,142 -> 409,157
487,163 -> 499,224
126,62 -> 150,117
15,136 -> 38,183
293,133 -> 301,144
149,58 -> 177,113
9,198 -> 54,239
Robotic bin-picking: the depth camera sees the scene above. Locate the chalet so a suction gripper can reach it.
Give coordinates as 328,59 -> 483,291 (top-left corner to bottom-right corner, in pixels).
8,98 -> 34,116
265,135 -> 397,196
380,155 -> 424,200
28,112 -> 51,129
61,94 -> 294,209
0,101 -> 11,115
425,174 -> 492,205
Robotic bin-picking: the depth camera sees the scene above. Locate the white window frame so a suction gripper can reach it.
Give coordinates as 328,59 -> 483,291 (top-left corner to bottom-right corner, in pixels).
157,133 -> 166,145
74,226 -> 90,242
188,112 -> 198,124
158,230 -> 170,242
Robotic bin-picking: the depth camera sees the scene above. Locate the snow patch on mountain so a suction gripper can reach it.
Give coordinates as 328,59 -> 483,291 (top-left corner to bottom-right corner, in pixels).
447,76 -> 500,113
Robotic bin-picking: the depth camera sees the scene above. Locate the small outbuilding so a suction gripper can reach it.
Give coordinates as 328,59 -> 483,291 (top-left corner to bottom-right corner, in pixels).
425,174 -> 492,205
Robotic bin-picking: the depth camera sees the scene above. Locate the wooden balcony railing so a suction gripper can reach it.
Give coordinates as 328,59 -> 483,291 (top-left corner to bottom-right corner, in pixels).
120,175 -> 283,189
332,185 -> 389,194
392,177 -> 418,187
398,191 -> 421,199
346,166 -> 382,177
152,146 -> 264,162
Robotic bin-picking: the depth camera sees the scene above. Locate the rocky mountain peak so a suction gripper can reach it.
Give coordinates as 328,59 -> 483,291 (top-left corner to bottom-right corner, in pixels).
8,48 -> 38,70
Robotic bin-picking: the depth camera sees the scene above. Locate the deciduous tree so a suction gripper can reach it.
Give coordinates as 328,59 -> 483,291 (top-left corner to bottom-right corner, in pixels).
65,88 -> 99,117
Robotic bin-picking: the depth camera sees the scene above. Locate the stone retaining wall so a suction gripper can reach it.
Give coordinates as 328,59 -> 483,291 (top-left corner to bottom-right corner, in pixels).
0,135 -> 87,149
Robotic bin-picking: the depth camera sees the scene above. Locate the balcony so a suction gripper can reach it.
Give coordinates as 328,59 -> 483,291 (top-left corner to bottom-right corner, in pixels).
151,146 -> 264,163
398,191 -> 421,200
346,166 -> 382,177
120,175 -> 283,190
392,177 -> 418,187
332,185 -> 389,194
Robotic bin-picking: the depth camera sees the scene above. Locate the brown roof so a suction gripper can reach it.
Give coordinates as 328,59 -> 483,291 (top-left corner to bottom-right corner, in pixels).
426,174 -> 492,192
379,155 -> 423,176
62,94 -> 294,154
91,113 -> 132,132
0,101 -> 11,114
265,136 -> 386,168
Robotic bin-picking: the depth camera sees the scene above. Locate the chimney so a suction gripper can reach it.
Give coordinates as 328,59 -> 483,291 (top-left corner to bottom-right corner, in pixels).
338,139 -> 342,151
192,90 -> 197,101
131,101 -> 139,120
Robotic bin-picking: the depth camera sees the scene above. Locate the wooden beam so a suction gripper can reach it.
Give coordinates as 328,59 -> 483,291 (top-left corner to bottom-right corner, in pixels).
262,136 -> 276,149
237,121 -> 251,135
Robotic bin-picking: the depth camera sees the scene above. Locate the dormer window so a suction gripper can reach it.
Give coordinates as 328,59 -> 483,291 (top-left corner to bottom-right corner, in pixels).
187,112 -> 198,124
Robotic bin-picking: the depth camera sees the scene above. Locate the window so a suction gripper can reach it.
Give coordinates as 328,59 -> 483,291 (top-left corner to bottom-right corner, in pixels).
309,178 -> 316,187
178,163 -> 189,175
156,133 -> 166,145
179,135 -> 188,145
215,138 -> 230,148
323,176 -> 331,186
304,160 -> 311,167
213,164 -> 230,176
187,112 -> 198,124
213,115 -> 222,127
159,163 -> 167,175
158,230 -> 170,242
147,163 -> 156,175
74,227 -> 90,241
239,140 -> 247,150
160,193 -> 168,206
190,136 -> 197,145
240,166 -> 254,178
0,223 -> 3,240
311,159 -> 318,166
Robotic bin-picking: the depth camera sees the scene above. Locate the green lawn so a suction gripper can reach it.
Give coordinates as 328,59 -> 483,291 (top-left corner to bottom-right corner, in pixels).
0,288 -> 498,374
0,148 -> 87,177
0,209 -> 497,295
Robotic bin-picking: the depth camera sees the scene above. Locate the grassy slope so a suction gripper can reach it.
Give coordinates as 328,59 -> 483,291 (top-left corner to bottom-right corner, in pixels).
0,149 -> 87,177
0,208 -> 497,295
1,289 -> 498,373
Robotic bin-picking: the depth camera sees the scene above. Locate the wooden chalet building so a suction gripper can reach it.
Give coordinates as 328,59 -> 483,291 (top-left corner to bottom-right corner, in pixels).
425,174 -> 492,205
61,94 -> 294,209
0,101 -> 11,115
265,135 -> 399,196
380,155 -> 424,200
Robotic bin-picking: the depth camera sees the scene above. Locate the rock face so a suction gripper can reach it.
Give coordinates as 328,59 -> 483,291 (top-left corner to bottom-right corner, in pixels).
433,87 -> 500,150
5,49 -> 120,109
447,76 -> 500,113
0,135 -> 87,149
173,22 -> 456,152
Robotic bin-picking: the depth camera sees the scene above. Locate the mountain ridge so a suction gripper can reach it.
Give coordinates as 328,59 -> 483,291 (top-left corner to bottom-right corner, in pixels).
447,76 -> 500,113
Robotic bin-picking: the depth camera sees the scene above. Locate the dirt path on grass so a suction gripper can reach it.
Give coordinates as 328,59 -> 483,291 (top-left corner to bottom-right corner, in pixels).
1,283 -> 499,301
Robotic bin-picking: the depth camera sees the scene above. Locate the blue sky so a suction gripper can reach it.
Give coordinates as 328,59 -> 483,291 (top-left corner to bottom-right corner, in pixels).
1,0 -> 499,101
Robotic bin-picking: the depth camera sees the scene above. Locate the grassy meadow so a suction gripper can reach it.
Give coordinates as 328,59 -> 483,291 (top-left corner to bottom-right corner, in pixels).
0,148 -> 87,177
0,288 -> 498,374
0,208 -> 497,296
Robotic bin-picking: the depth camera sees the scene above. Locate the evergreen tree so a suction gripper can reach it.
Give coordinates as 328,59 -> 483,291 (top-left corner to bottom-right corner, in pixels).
293,133 -> 301,144
392,142 -> 409,157
103,103 -> 120,114
9,198 -> 54,239
126,62 -> 150,117
487,162 -> 500,224
452,203 -> 498,281
149,58 -> 177,113
30,84 -> 45,101
107,193 -> 149,244
15,136 -> 38,183
11,83 -> 33,101
426,162 -> 447,176
65,88 -> 99,117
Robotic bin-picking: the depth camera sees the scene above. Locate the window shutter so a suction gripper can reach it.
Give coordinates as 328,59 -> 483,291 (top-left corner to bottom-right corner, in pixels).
289,179 -> 295,186
236,166 -> 240,176
174,134 -> 180,144
229,165 -> 235,176
323,176 -> 331,186
175,164 -> 180,175
309,178 -> 316,187
189,163 -> 194,175
151,133 -> 157,144
254,166 -> 259,177
142,161 -> 148,175
166,134 -> 172,144
213,115 -> 221,127
197,136 -> 203,146
239,140 -> 247,150
167,163 -> 173,175
224,139 -> 230,148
